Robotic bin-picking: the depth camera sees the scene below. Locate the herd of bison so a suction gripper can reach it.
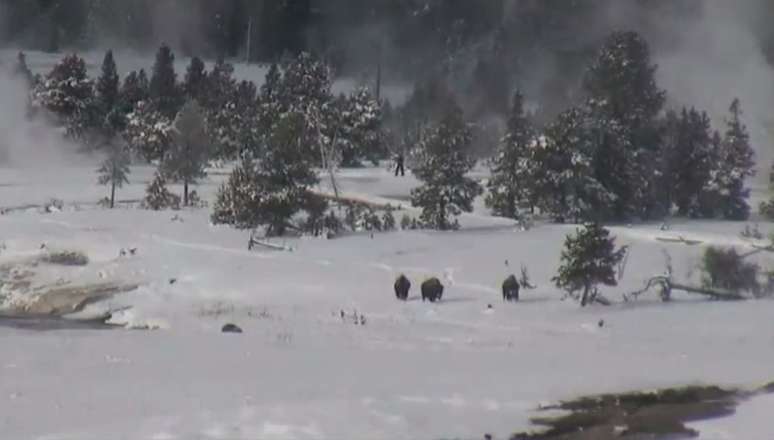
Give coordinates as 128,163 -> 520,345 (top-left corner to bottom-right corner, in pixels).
393,274 -> 521,303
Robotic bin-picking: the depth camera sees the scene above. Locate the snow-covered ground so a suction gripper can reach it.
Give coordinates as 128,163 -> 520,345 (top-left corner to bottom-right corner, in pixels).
1,164 -> 774,440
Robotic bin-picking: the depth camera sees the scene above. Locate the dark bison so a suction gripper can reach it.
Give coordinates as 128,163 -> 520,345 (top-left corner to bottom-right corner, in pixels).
421,277 -> 444,302
502,274 -> 520,302
394,274 -> 411,301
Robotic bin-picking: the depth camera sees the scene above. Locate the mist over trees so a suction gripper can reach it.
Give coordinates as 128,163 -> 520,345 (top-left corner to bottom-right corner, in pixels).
0,1 -> 768,231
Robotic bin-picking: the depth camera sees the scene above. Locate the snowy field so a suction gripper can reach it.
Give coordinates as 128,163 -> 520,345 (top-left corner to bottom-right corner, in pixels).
1,162 -> 773,440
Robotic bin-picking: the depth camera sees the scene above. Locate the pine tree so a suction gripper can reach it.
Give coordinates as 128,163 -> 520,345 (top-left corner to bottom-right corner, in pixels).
536,107 -> 614,223
583,31 -> 666,220
410,105 -> 482,230
124,101 -> 173,162
33,53 -> 96,140
485,91 -> 536,219
96,50 -> 120,112
97,144 -> 130,209
553,223 -> 626,307
202,58 -> 237,110
163,101 -> 211,206
655,109 -> 682,212
711,99 -> 756,220
143,171 -> 180,211
13,51 -> 34,88
670,107 -> 716,217
120,69 -> 149,112
256,63 -> 283,137
33,53 -> 93,118
200,59 -> 245,159
149,44 -> 181,118
278,52 -> 333,110
250,111 -> 320,236
211,158 -> 261,229
183,56 -> 207,102
334,86 -> 384,167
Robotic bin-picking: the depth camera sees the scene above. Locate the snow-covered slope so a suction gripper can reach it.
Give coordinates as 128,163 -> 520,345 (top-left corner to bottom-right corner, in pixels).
1,165 -> 773,440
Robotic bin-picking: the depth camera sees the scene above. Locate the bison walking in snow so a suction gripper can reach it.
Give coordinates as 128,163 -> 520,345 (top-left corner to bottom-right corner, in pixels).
394,274 -> 411,301
502,274 -> 520,302
421,278 -> 444,302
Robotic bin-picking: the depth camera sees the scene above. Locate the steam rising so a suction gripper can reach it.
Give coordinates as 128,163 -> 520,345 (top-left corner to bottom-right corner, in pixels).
1,1 -> 773,176
0,71 -> 84,169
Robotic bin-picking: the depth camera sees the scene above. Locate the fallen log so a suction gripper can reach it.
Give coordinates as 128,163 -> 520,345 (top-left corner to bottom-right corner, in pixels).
626,276 -> 746,302
655,236 -> 703,246
670,282 -> 746,301
247,235 -> 294,252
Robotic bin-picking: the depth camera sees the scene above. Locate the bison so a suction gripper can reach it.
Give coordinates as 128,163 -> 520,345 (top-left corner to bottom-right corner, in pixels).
502,274 -> 520,302
394,274 -> 411,301
421,277 -> 444,302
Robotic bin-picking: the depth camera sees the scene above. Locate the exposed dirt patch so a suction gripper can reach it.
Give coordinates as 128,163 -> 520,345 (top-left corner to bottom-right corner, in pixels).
510,385 -> 771,440
19,282 -> 139,316
1,252 -> 139,328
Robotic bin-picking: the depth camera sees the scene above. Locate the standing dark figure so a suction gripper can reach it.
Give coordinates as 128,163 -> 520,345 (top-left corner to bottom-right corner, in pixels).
421,278 -> 444,302
394,274 -> 411,300
502,274 -> 520,302
395,153 -> 405,177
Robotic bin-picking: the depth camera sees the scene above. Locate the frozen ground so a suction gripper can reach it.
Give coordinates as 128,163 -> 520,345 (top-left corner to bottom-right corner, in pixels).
1,163 -> 773,440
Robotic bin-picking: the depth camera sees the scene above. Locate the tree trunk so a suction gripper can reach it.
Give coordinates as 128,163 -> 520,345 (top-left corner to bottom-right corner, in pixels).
580,284 -> 590,307
183,180 -> 189,207
438,199 -> 447,230
110,182 -> 116,209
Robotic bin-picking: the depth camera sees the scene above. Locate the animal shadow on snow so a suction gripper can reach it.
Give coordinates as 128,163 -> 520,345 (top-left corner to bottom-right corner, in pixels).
404,295 -> 476,304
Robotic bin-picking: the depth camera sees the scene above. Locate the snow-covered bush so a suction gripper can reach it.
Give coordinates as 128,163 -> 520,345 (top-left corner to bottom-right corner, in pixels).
43,250 -> 89,266
382,208 -> 397,231
400,213 -> 412,230
143,172 -> 180,211
701,246 -> 760,295
759,199 -> 774,221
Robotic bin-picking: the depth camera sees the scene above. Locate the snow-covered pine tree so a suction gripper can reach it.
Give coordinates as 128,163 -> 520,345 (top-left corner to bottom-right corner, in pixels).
410,104 -> 482,230
211,158 -> 261,229
583,31 -> 666,220
124,100 -> 173,162
255,63 -> 283,138
120,69 -> 149,112
96,50 -> 120,113
552,223 -> 627,307
33,53 -> 96,139
149,44 -> 181,118
709,99 -> 756,220
485,90 -> 536,219
143,171 -> 180,211
201,59 -> 250,160
538,107 -> 614,223
670,107 -> 716,218
334,86 -> 384,167
279,52 -> 333,110
183,56 -> 208,102
163,101 -> 211,206
250,111 -> 320,236
97,143 -> 130,209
